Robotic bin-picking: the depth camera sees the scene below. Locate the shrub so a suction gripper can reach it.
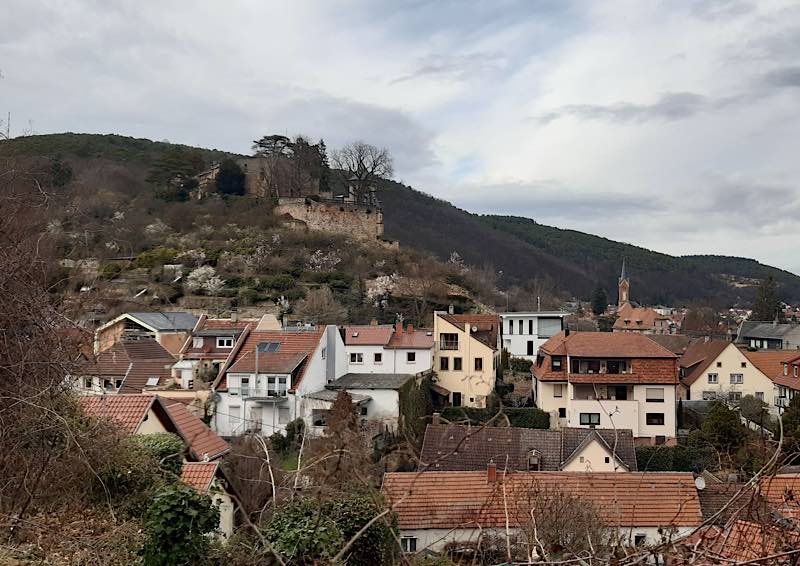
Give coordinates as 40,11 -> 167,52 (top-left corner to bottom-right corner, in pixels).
215,158 -> 245,196
635,444 -> 719,472
135,247 -> 179,269
263,498 -> 344,562
132,432 -> 185,477
509,357 -> 533,373
262,273 -> 296,291
99,262 -> 123,280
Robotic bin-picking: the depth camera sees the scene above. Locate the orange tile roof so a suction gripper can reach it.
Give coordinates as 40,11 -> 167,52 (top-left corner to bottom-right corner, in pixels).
387,327 -> 434,349
180,462 -> 219,491
744,350 -> 800,390
343,325 -> 394,345
678,520 -> 800,563
383,471 -> 702,530
217,329 -> 323,391
759,474 -> 800,516
540,331 -> 677,358
80,395 -> 155,434
678,340 -> 731,386
164,401 -> 230,461
84,340 -> 174,378
612,304 -> 669,331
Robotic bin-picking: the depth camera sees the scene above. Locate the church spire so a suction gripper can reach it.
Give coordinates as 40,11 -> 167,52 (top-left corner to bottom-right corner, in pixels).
618,259 -> 630,307
619,258 -> 627,284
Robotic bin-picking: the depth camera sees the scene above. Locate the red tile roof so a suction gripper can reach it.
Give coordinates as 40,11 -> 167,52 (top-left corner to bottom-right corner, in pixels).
164,401 -> 230,461
386,327 -> 434,349
440,314 -> 499,350
759,474 -> 800,517
678,340 -> 731,386
677,520 -> 800,563
383,471 -> 702,530
540,331 -> 678,358
80,395 -> 156,434
343,325 -> 394,345
120,359 -> 174,393
217,329 -> 323,391
83,340 -> 175,387
180,461 -> 219,491
612,304 -> 669,332
744,350 -> 800,390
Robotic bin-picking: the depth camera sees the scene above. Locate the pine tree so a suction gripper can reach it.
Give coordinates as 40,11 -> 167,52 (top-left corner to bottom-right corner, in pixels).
751,276 -> 783,321
591,287 -> 608,316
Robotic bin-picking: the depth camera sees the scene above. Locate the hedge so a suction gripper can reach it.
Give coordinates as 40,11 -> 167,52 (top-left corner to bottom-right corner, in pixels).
440,406 -> 549,429
635,444 -> 719,472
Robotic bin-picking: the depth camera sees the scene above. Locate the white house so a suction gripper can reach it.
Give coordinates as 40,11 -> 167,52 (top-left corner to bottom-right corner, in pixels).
210,325 -> 347,437
343,322 -> 434,374
500,311 -> 567,360
533,331 -> 679,445
383,469 -> 702,554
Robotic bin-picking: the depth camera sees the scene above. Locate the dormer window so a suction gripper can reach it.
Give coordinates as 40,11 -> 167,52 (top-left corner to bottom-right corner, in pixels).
527,449 -> 541,471
795,366 -> 799,378
552,356 -> 562,370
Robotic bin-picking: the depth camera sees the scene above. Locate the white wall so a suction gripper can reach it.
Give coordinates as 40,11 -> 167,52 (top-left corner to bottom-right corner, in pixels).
561,438 -> 626,472
390,348 -> 433,374
344,344 -> 434,374
500,313 -> 565,360
534,379 -> 568,427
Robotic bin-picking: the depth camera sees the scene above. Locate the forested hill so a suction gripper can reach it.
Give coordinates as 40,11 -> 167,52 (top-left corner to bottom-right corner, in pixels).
2,132 -> 798,306
377,183 -> 800,306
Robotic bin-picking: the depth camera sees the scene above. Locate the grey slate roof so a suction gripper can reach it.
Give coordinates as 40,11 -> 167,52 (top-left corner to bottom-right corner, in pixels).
304,389 -> 371,403
327,373 -> 415,390
420,424 -> 638,472
738,321 -> 800,340
129,311 -> 198,331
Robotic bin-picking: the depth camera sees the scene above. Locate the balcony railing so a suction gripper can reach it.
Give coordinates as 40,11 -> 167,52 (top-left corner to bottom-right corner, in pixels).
229,387 -> 288,400
439,339 -> 459,350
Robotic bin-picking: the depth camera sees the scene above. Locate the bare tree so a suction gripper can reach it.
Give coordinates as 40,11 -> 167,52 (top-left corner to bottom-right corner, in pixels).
295,287 -> 347,324
331,141 -> 393,201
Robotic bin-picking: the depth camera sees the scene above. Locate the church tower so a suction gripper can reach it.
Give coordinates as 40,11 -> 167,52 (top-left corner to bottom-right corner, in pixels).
618,259 -> 630,307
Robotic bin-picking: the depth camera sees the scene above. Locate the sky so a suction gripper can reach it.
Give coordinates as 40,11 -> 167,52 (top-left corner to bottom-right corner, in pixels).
1,0 -> 799,273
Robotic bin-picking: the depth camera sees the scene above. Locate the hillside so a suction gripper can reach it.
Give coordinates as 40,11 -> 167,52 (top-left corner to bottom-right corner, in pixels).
3,133 -> 799,308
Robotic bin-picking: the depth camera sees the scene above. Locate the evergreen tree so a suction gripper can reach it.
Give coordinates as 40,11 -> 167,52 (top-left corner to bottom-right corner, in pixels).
591,287 -> 608,316
701,402 -> 746,454
751,276 -> 783,321
215,158 -> 245,196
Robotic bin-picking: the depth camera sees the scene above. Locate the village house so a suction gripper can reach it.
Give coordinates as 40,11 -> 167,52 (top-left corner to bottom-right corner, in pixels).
75,339 -> 175,394
433,312 -> 501,408
420,421 -> 638,472
612,262 -> 672,335
80,394 -> 230,461
383,469 -> 702,554
499,311 -> 567,360
94,311 -> 198,355
533,331 -> 679,445
342,322 -> 434,374
210,326 -> 347,437
736,319 -> 800,350
743,351 -> 800,412
677,340 -> 778,409
180,462 -> 238,539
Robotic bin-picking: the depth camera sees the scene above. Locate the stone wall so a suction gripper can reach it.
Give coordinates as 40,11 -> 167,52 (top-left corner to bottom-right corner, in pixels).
274,198 -> 384,243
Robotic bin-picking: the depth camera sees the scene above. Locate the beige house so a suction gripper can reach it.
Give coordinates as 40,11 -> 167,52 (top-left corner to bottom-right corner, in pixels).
94,311 -> 198,355
180,462 -> 238,538
679,341 -> 776,410
433,312 -> 500,408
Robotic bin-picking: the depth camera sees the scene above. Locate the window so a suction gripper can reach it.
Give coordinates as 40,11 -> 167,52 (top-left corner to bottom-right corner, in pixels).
519,320 -> 524,334
707,373 -> 718,384
728,391 -> 742,402
350,352 -> 363,364
604,456 -> 610,464
321,347 -> 326,359
702,391 -> 717,400
278,407 -> 290,424
730,373 -> 743,384
755,391 -> 764,401
527,340 -> 534,356
646,387 -> 664,402
186,379 -> 194,390
84,377 -> 92,389
440,333 -> 459,350
553,384 -> 563,398
146,376 -> 160,387
115,379 -> 123,389
374,352 -> 383,364
240,377 -> 250,396
440,357 -> 449,371
646,413 -> 665,426
453,357 -> 462,371
452,392 -> 462,407
785,363 -> 789,376
552,356 -> 562,370
193,337 -> 203,348
634,534 -> 646,546
257,342 -> 281,353
401,537 -> 417,553
795,366 -> 799,378
407,352 -> 416,363
716,361 -> 722,368
579,413 -> 600,426
529,320 -> 534,335
217,337 -> 234,348
508,320 -> 514,335
741,361 -> 747,368
558,407 -> 566,418
474,357 -> 483,371
360,406 -> 368,416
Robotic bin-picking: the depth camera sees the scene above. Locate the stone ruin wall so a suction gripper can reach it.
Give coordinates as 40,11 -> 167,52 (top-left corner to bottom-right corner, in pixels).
274,198 -> 390,245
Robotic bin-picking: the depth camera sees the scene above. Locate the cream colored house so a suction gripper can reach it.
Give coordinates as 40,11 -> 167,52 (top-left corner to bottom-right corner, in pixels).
432,312 -> 500,408
180,462 -> 238,538
679,341 -> 776,410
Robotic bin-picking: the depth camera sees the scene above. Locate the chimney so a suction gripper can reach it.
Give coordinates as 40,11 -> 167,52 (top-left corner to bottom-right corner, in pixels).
370,319 -> 379,326
395,322 -> 403,334
487,462 -> 497,484
432,412 -> 440,425
230,308 -> 238,323
448,304 -> 454,315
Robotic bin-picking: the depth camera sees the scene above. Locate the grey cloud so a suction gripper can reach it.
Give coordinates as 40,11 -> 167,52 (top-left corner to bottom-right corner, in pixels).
536,92 -> 709,124
764,66 -> 800,88
390,52 -> 508,84
685,0 -> 755,21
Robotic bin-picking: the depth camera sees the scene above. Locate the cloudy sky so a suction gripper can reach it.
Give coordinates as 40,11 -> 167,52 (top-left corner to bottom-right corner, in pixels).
2,0 -> 799,272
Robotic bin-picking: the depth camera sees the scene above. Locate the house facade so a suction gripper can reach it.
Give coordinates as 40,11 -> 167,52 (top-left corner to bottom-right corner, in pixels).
533,331 -> 679,445
180,462 -> 238,539
383,469 -> 702,554
342,322 -> 434,374
744,351 -> 800,412
433,312 -> 500,408
499,312 -> 566,360
211,326 -> 347,437
678,341 -> 777,410
613,303 -> 672,334
736,320 -> 800,350
94,311 -> 198,355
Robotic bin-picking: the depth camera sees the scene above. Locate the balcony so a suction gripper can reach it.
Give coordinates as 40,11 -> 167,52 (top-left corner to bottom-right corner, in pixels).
229,387 -> 288,401
439,339 -> 459,350
776,397 -> 788,408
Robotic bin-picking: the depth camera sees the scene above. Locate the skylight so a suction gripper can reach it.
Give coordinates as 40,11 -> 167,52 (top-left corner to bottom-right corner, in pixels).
257,342 -> 281,353
145,376 -> 160,386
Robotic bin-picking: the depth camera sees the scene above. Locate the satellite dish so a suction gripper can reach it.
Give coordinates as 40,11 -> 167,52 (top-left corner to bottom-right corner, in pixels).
472,326 -> 478,332
695,476 -> 706,491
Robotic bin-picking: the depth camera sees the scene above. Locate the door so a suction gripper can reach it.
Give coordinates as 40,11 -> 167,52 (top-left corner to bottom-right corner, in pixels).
452,392 -> 462,407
